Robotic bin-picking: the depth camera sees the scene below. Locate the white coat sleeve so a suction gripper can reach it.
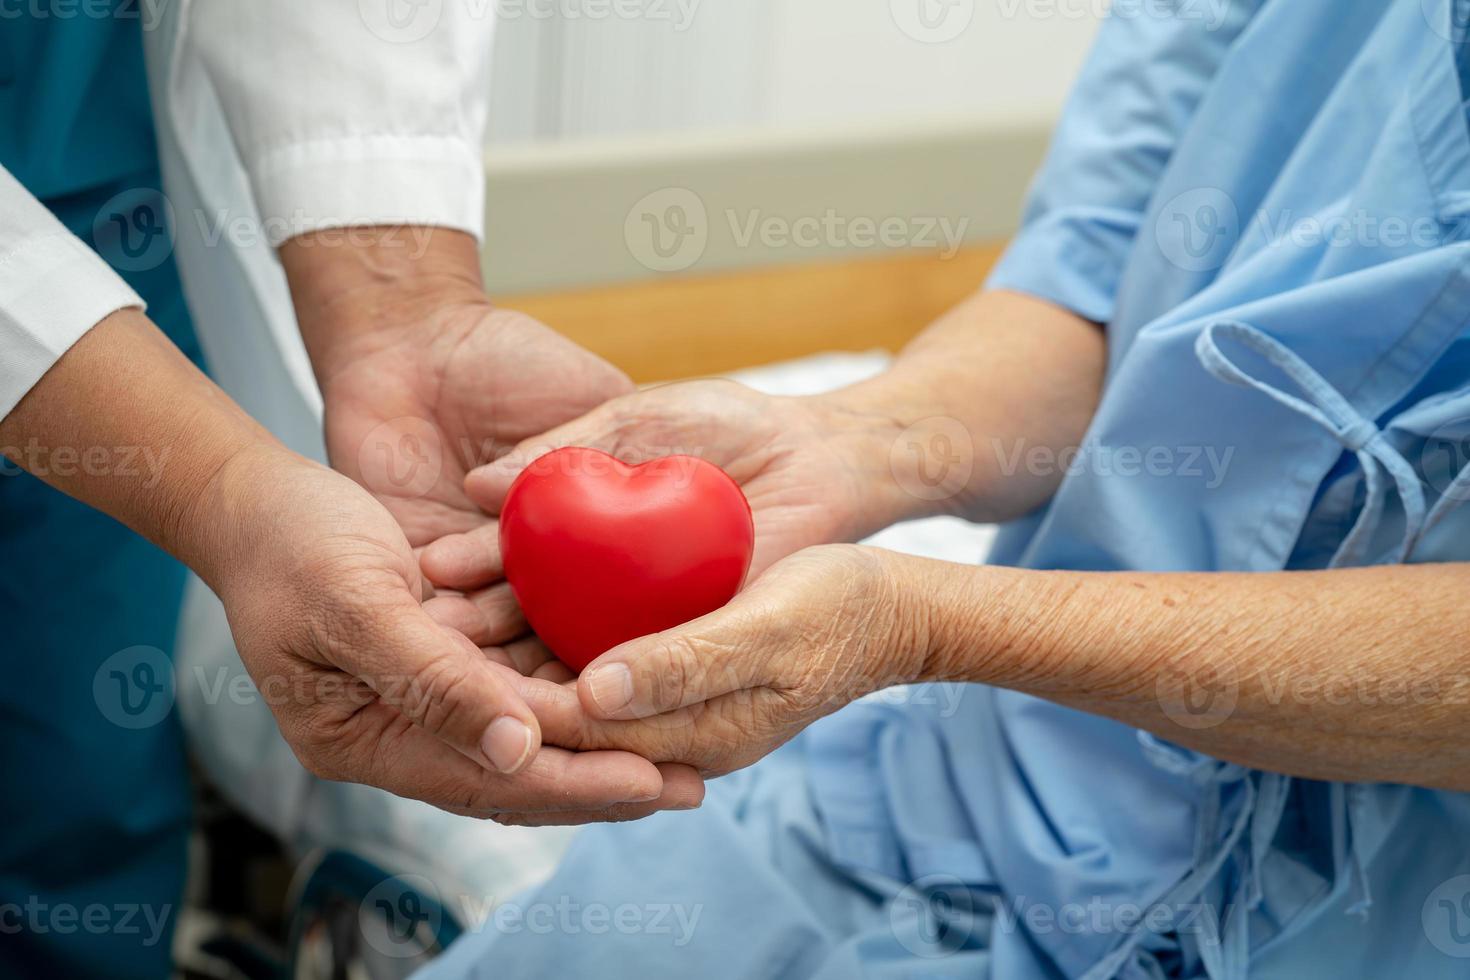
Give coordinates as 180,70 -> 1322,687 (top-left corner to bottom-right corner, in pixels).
0,165 -> 144,421
184,1 -> 497,247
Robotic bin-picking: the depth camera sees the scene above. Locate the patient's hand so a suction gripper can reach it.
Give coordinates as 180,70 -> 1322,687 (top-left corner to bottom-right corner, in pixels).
419,379 -> 888,648
505,545 -> 926,778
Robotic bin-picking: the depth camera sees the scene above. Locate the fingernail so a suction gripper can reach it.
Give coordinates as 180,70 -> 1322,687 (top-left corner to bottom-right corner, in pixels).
584,663 -> 634,715
673,801 -> 701,811
481,716 -> 535,774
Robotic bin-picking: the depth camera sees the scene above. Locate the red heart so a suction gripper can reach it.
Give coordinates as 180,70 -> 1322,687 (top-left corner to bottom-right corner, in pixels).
499,447 -> 755,673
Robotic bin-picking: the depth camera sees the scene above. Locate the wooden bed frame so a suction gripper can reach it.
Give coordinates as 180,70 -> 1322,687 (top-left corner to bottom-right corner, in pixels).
499,243 -> 1006,383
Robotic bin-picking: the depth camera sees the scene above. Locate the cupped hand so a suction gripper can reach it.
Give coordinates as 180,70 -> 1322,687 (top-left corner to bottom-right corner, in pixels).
316,300 -> 633,550
204,444 -> 703,824
501,545 -> 928,778
280,227 -> 633,598
420,379 -> 881,649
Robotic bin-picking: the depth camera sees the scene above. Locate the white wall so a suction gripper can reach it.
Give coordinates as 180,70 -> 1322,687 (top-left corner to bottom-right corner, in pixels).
768,0 -> 1100,129
487,0 -> 1101,145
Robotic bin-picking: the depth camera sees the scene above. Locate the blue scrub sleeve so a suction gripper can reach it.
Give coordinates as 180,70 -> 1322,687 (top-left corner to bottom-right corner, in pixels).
987,1 -> 1265,324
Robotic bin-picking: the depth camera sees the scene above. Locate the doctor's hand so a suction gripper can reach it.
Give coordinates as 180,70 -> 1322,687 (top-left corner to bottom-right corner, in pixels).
420,379 -> 899,649
279,226 -> 632,579
204,444 -> 702,820
507,545 -> 928,778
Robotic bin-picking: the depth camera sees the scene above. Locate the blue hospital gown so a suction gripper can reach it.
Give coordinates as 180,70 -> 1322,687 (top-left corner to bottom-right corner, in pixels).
425,1 -> 1470,977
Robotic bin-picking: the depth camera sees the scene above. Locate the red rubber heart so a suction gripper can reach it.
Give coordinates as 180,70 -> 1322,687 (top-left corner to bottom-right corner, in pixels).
499,447 -> 755,673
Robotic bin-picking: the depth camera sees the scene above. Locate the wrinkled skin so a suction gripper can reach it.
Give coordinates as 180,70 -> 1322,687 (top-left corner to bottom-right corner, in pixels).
207,443 -> 706,823
506,546 -> 926,778
420,379 -> 877,651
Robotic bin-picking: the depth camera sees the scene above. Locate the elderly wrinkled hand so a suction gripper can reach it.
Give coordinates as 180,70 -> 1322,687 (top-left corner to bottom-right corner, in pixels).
506,545 -> 928,777
418,378 -> 898,653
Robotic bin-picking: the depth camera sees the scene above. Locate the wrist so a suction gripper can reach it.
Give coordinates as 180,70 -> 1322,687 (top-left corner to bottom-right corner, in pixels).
912,559 -> 1099,696
0,307 -> 290,582
280,225 -> 486,384
861,547 -> 942,691
179,441 -> 317,593
803,371 -> 979,537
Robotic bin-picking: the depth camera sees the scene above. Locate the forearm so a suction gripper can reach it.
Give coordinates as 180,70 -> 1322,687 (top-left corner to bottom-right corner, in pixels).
908,554 -> 1470,789
808,289 -> 1106,534
279,226 -> 483,387
0,308 -> 281,585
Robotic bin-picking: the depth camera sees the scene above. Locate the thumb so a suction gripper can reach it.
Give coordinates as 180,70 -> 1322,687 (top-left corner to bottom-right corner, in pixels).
577,604 -> 774,721
360,600 -> 544,774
